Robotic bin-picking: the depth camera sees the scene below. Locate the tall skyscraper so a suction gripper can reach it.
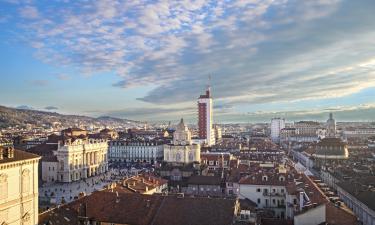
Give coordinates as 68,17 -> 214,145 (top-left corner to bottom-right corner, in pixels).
271,118 -> 285,142
198,86 -> 215,146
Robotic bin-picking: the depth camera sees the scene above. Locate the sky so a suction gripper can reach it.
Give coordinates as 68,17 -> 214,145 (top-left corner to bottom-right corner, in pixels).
1,0 -> 375,123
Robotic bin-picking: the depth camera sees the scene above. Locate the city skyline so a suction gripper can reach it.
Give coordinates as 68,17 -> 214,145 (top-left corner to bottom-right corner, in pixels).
1,0 -> 375,122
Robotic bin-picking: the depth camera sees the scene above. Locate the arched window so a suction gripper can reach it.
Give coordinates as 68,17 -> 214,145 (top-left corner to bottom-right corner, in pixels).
176,152 -> 181,162
22,169 -> 30,194
0,174 -> 8,200
188,152 -> 194,161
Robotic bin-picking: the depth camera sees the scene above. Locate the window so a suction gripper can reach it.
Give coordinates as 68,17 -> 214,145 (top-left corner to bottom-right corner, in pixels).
188,153 -> 194,161
273,189 -> 276,193
0,174 -> 8,200
209,161 -> 214,165
256,188 -> 261,192
22,170 -> 30,194
281,189 -> 285,193
257,198 -> 261,204
176,153 -> 181,162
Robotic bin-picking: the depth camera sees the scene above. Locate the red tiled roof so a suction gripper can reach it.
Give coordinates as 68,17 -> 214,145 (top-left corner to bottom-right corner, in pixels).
326,203 -> 357,225
39,192 -> 237,225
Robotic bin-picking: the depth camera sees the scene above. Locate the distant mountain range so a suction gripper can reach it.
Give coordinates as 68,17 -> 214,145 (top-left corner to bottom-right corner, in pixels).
0,105 -> 140,128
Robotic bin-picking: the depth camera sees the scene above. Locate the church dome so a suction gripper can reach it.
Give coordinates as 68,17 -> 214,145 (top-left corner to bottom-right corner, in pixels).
173,118 -> 191,145
314,137 -> 348,159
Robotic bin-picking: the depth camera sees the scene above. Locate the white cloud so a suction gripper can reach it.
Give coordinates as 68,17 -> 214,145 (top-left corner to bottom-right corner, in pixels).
5,0 -> 375,121
19,5 -> 39,19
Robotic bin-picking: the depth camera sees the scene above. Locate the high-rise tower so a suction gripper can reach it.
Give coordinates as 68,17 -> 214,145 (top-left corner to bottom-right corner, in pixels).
198,84 -> 215,146
270,118 -> 285,142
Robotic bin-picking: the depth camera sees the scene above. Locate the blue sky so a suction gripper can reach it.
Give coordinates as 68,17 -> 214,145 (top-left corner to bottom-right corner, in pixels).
1,0 -> 375,122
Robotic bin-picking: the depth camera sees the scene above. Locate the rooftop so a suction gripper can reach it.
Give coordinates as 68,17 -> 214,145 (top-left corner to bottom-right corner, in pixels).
39,191 -> 237,225
0,147 -> 40,165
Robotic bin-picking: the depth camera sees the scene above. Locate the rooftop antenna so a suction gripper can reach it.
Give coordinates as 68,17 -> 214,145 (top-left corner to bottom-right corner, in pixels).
206,74 -> 212,98
208,74 -> 212,92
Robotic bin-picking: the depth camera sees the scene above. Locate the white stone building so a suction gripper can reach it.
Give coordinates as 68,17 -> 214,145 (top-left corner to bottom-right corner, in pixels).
238,173 -> 288,218
164,119 -> 200,164
271,118 -> 285,142
108,140 -> 164,164
41,137 -> 109,183
0,146 -> 40,225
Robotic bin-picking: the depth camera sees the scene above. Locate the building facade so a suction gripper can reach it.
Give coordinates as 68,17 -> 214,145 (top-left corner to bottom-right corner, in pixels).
337,182 -> 375,225
108,140 -> 164,164
41,137 -> 109,183
163,119 -> 201,164
271,118 -> 285,142
198,87 -> 215,146
0,147 -> 40,225
238,173 -> 288,218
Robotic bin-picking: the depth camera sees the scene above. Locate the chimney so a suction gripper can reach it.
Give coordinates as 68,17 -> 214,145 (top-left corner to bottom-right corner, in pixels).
5,147 -> 14,159
145,186 -> 149,192
115,191 -> 120,203
0,147 -> 3,160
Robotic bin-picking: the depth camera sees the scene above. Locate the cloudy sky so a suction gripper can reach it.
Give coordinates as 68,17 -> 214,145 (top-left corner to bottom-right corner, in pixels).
1,0 -> 375,123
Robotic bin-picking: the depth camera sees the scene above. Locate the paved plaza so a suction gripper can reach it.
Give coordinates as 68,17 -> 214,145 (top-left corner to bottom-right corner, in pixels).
39,168 -> 137,207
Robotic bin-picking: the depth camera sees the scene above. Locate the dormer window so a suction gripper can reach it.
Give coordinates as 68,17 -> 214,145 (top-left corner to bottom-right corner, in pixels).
262,175 -> 268,181
279,176 -> 285,182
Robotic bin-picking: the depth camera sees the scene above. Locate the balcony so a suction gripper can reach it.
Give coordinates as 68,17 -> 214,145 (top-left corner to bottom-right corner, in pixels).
265,204 -> 286,209
263,192 -> 286,197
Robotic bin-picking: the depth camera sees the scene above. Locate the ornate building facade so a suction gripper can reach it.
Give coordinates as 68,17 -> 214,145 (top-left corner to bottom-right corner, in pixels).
108,140 -> 164,164
42,137 -> 109,183
0,146 -> 40,225
164,118 -> 200,164
160,119 -> 202,182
